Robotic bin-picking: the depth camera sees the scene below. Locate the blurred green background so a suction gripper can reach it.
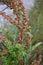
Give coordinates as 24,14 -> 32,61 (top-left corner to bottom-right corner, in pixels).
29,0 -> 43,43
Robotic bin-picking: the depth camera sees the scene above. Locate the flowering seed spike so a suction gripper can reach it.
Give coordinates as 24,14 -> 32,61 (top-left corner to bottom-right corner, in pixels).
0,0 -> 32,46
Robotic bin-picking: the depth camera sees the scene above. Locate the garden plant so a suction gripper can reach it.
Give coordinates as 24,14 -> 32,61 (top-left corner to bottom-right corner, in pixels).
0,0 -> 43,65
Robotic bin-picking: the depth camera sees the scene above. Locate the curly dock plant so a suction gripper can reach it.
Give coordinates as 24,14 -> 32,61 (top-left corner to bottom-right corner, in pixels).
0,0 -> 43,65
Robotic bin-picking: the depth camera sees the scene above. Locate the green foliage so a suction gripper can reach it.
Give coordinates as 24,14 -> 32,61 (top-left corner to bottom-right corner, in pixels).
29,0 -> 43,43
2,25 -> 19,44
1,24 -> 43,65
1,40 -> 25,65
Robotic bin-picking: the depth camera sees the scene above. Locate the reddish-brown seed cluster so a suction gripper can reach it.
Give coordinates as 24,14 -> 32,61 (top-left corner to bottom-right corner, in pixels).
0,11 -> 21,29
32,54 -> 42,65
0,33 -> 10,55
0,0 -> 32,45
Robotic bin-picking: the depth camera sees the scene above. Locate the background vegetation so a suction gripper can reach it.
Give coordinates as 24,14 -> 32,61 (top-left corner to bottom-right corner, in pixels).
29,0 -> 43,43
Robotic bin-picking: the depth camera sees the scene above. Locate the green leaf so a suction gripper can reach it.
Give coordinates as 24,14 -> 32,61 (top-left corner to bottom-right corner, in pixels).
32,42 -> 42,51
